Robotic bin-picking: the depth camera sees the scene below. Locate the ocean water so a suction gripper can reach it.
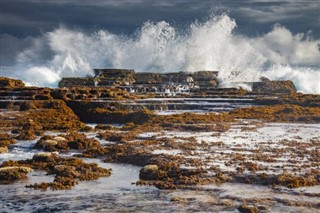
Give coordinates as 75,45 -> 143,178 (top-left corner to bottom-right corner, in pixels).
3,14 -> 319,94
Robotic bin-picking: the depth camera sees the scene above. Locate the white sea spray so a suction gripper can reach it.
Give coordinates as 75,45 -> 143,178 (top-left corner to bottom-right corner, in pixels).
6,14 -> 320,93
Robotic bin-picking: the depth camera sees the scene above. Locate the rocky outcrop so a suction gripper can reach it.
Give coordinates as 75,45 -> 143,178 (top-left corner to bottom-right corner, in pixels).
134,73 -> 163,84
0,166 -> 33,183
0,77 -> 25,88
252,77 -> 296,94
0,87 -> 53,103
191,71 -> 219,90
94,69 -> 135,78
95,69 -> 136,86
0,147 -> 8,153
58,77 -> 95,88
58,69 -> 220,93
51,86 -> 134,101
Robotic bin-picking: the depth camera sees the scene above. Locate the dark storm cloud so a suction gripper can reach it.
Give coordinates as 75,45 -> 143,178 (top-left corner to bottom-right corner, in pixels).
235,1 -> 320,35
2,0 -> 319,37
1,0 -> 319,68
1,0 -> 213,37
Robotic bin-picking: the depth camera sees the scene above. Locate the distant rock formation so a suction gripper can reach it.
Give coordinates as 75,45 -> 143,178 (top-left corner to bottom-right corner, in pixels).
58,69 -> 298,95
58,69 -> 219,94
94,69 -> 136,86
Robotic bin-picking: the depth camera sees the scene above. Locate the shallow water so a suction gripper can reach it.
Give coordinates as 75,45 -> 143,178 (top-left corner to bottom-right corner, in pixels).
0,162 -> 161,213
1,122 -> 320,212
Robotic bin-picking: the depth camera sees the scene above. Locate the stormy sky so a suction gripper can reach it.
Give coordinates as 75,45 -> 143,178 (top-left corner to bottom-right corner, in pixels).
2,0 -> 320,36
1,0 -> 320,69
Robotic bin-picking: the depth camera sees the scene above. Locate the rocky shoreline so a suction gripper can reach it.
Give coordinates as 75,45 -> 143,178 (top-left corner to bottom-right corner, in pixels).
1,76 -> 320,212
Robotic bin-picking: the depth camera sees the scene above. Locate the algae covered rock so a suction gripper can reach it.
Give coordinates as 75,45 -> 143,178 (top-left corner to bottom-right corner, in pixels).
43,139 -> 59,147
1,153 -> 112,190
252,77 -> 296,94
137,158 -> 211,189
139,164 -> 160,180
32,152 -> 60,162
274,173 -> 318,188
35,133 -> 101,152
0,166 -> 33,183
0,77 -> 25,88
0,134 -> 16,148
53,165 -> 80,178
35,136 -> 68,152
238,204 -> 259,213
0,146 -> 9,153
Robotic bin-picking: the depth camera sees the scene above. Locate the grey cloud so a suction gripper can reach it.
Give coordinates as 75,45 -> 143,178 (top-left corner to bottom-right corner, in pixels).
238,1 -> 320,22
1,0 -> 320,67
1,0 -> 214,37
2,12 -> 50,28
235,1 -> 320,36
0,34 -> 34,73
237,7 -> 303,23
2,0 -> 319,37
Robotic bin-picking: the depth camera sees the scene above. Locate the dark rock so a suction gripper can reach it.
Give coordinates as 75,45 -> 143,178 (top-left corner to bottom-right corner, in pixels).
238,205 -> 259,213
58,77 -> 95,88
58,69 -> 219,93
0,166 -> 32,183
252,77 -> 296,94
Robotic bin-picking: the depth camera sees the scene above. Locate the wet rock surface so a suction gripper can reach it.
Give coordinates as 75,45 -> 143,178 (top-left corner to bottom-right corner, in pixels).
0,166 -> 32,183
59,69 -> 219,92
0,77 -> 25,88
252,77 -> 297,94
0,76 -> 320,212
1,153 -> 111,190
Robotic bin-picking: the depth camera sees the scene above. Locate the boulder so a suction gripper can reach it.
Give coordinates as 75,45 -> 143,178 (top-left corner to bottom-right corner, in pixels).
0,77 -> 25,88
53,136 -> 67,141
0,146 -> 9,153
43,139 -> 59,147
142,164 -> 159,172
252,77 -> 296,94
0,166 -> 33,182
32,152 -> 59,162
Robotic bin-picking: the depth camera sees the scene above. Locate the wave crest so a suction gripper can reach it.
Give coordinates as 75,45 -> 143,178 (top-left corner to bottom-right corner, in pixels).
11,14 -> 320,93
